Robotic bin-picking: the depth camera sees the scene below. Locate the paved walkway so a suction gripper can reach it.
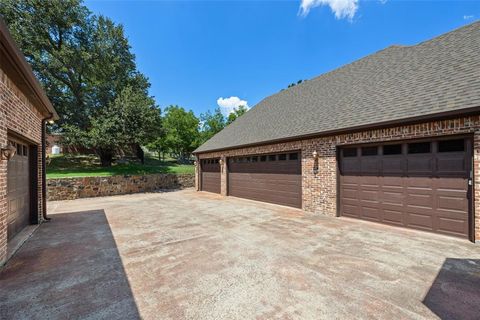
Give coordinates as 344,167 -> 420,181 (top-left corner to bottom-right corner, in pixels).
1,189 -> 479,319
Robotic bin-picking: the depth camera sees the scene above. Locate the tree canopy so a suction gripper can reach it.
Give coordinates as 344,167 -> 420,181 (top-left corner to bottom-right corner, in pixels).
226,105 -> 248,125
0,0 -> 251,165
199,108 -> 226,143
0,0 -> 158,166
162,106 -> 200,162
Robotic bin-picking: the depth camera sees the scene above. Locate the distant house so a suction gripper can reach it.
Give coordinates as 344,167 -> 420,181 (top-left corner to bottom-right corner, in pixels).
46,133 -> 95,156
194,22 -> 480,242
0,18 -> 59,265
46,133 -> 63,155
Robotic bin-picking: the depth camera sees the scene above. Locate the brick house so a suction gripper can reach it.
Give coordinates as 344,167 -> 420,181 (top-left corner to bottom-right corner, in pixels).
194,22 -> 480,242
0,18 -> 58,265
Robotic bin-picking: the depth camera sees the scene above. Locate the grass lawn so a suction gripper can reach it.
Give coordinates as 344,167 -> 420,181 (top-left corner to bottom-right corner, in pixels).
47,154 -> 194,179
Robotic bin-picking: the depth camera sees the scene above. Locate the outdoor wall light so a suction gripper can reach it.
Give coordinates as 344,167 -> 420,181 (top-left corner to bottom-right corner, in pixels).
1,144 -> 16,161
194,161 -> 198,167
48,119 -> 55,124
219,159 -> 224,165
312,150 -> 319,175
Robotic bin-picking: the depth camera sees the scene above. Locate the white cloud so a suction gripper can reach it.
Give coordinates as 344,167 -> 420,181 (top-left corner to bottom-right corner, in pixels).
464,15 -> 474,20
299,0 -> 359,20
217,96 -> 249,116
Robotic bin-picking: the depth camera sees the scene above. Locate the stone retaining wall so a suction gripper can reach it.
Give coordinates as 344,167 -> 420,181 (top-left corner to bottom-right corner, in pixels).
47,173 -> 194,201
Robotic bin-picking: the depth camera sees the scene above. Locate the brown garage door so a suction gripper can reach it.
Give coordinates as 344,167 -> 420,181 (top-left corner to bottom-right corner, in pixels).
7,138 -> 31,240
339,137 -> 471,238
228,152 -> 301,208
201,158 -> 221,193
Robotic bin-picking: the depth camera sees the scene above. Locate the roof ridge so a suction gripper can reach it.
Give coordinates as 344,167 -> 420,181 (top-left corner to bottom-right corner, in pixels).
285,21 -> 480,92
414,20 -> 480,47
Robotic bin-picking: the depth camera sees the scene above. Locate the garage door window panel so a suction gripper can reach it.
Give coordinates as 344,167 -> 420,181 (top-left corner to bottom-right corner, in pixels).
438,139 -> 465,153
359,147 -> 379,175
408,142 -> 431,154
381,144 -> 404,176
436,140 -> 468,177
383,144 -> 402,155
340,148 -> 359,174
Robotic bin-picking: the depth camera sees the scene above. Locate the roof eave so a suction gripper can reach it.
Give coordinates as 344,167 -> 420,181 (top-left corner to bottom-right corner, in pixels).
0,17 -> 59,120
193,105 -> 480,155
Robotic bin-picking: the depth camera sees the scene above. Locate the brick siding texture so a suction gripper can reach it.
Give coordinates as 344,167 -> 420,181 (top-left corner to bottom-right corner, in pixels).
0,68 -> 44,265
47,174 -> 195,201
197,116 -> 480,242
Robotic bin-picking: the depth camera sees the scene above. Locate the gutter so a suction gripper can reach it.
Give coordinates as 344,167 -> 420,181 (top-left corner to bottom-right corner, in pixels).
41,113 -> 54,221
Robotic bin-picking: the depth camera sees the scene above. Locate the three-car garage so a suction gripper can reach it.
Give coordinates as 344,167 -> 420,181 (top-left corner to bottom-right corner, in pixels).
198,136 -> 473,240
195,22 -> 480,242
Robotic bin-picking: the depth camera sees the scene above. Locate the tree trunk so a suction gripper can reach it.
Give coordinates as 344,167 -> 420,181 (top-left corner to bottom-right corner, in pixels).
97,150 -> 114,167
136,144 -> 145,164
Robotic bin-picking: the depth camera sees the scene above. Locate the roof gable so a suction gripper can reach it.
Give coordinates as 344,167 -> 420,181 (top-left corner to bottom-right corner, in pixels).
195,21 -> 480,153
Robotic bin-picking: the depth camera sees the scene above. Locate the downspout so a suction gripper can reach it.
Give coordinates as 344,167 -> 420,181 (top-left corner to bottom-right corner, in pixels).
41,113 -> 54,221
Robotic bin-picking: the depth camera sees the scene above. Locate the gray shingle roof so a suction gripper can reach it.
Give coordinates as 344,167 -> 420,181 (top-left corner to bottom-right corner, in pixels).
195,21 -> 480,154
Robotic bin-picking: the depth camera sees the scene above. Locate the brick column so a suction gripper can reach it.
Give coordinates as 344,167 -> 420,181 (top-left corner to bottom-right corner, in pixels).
474,130 -> 480,242
194,155 -> 200,191
302,139 -> 337,216
0,109 -> 7,265
220,155 -> 228,196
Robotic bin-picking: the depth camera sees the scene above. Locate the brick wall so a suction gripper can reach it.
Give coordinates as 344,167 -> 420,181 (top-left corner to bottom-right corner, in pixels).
196,116 -> 480,241
0,68 -> 44,265
47,173 -> 195,201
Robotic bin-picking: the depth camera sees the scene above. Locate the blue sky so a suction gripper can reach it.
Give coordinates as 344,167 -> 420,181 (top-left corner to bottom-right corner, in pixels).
85,0 -> 480,116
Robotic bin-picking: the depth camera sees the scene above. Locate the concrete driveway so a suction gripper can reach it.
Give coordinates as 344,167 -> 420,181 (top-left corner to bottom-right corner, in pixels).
1,189 -> 479,319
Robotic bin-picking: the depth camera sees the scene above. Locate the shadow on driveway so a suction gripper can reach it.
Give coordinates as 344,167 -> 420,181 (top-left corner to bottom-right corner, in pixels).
0,210 -> 140,320
423,258 -> 480,320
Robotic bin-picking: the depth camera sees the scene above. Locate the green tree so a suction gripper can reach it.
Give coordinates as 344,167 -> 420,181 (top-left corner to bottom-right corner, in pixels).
200,108 -> 225,143
0,0 -> 150,128
1,0 -> 160,166
163,106 -> 200,162
226,105 -> 248,125
147,136 -> 168,161
0,0 -> 94,127
63,86 -> 161,166
287,79 -> 305,88
113,86 -> 161,146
